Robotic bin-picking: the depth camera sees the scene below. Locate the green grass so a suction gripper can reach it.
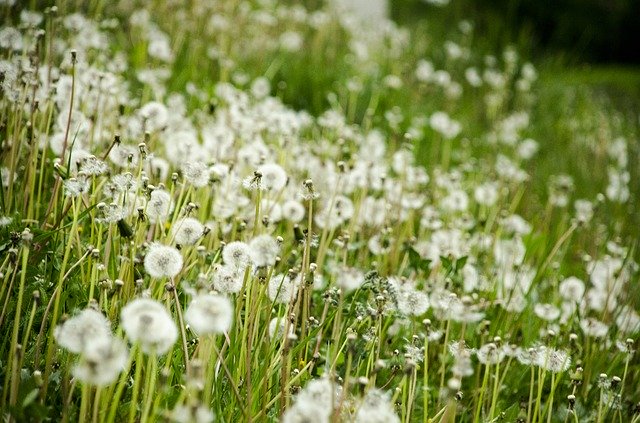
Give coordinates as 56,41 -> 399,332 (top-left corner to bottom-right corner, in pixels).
0,1 -> 639,422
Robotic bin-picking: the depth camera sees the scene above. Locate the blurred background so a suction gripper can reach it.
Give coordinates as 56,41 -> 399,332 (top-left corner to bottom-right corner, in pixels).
392,0 -> 640,64
382,0 -> 640,108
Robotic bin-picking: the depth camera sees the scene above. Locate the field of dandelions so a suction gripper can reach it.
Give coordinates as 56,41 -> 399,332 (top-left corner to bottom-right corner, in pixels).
1,0 -> 639,422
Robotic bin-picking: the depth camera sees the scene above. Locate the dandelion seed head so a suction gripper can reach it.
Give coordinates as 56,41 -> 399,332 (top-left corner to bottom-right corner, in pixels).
144,243 -> 183,278
476,342 -> 506,365
249,235 -> 280,268
579,317 -> 609,338
559,276 -> 585,301
120,298 -> 178,354
268,316 -> 293,339
537,347 -> 571,373
268,273 -> 300,304
256,163 -> 287,191
355,388 -> 400,423
534,303 -> 561,321
281,200 -> 305,223
212,265 -> 244,294
146,189 -> 173,223
182,161 -> 210,187
54,308 -> 112,354
336,266 -> 364,293
72,336 -> 128,386
171,217 -> 204,245
172,404 -> 215,423
185,294 -> 233,335
395,285 -> 429,316
138,101 -> 168,132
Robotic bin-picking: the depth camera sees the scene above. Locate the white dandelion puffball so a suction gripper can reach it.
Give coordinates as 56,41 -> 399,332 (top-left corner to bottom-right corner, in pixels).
185,294 -> 233,335
355,388 -> 400,423
146,189 -> 173,223
268,273 -> 300,304
144,243 -> 183,278
256,163 -> 287,191
72,337 -> 128,386
222,241 -> 252,270
249,235 -> 280,268
171,217 -> 204,245
212,265 -> 244,294
120,298 -> 178,354
182,161 -> 210,187
559,276 -> 585,301
396,287 -> 430,316
282,200 -> 305,223
54,308 -> 112,354
336,267 -> 364,293
172,404 -> 215,423
138,101 -> 168,132
268,317 -> 293,339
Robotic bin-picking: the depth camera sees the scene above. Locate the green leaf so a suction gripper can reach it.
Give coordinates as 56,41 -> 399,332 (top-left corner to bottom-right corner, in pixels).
22,388 -> 39,408
407,246 -> 431,272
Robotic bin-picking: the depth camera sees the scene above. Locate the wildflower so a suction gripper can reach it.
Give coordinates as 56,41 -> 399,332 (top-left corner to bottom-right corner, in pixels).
336,266 -> 364,293
79,155 -> 108,175
615,338 -> 635,355
144,243 -> 183,278
268,273 -> 300,304
579,317 -> 609,338
120,298 -> 178,354
474,183 -> 499,206
138,101 -> 168,132
405,344 -> 424,363
54,308 -> 112,354
172,403 -> 214,423
282,403 -> 329,423
517,138 -> 539,160
110,173 -> 138,194
516,346 -> 545,366
185,294 -> 233,335
109,143 -> 139,167
279,31 -> 303,52
171,217 -> 204,245
493,237 -> 526,267
256,163 -> 287,191
249,235 -> 280,268
355,389 -> 400,423
574,199 -> 594,223
146,189 -> 173,223
212,265 -> 244,294
367,234 -> 391,255
476,342 -> 506,365
430,111 -> 461,139
64,177 -> 90,198
182,161 -> 210,187
395,285 -> 429,316
534,303 -> 561,321
222,241 -> 252,270
0,27 -> 23,51
319,195 -> 355,227
616,306 -> 640,333
537,347 -> 571,373
502,214 -> 532,235
559,276 -> 585,301
268,317 -> 293,339
301,378 -> 341,410
416,59 -> 434,81
72,337 -> 128,386
281,200 -> 305,223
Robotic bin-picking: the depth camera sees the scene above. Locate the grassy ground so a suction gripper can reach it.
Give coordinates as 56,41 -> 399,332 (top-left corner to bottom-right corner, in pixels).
0,1 -> 638,422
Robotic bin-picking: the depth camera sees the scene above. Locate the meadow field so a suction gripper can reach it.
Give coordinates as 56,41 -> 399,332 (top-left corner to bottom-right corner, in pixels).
0,1 -> 638,422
